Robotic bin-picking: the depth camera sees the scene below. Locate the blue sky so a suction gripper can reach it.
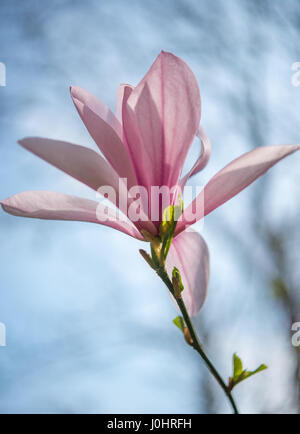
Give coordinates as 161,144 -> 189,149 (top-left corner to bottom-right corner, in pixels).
0,0 -> 300,413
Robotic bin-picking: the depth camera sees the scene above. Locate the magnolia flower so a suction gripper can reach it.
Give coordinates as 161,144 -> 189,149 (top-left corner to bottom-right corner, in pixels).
2,51 -> 299,316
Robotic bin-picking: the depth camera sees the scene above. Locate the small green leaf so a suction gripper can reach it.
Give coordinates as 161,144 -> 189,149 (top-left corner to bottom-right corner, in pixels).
159,200 -> 183,261
159,206 -> 175,262
241,364 -> 268,381
172,267 -> 184,298
233,353 -> 243,379
160,205 -> 175,238
173,316 -> 185,332
229,353 -> 268,390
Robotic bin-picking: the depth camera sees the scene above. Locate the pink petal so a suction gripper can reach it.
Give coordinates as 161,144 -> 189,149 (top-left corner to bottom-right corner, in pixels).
1,191 -> 144,240
166,230 -> 209,317
122,51 -> 201,192
19,138 -> 156,236
116,84 -> 134,123
180,125 -> 211,189
70,86 -> 137,188
19,137 -> 124,198
176,144 -> 300,233
71,86 -> 122,137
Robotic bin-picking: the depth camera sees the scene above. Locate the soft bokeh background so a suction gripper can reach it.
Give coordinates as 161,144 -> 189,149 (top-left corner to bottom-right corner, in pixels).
0,0 -> 299,414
